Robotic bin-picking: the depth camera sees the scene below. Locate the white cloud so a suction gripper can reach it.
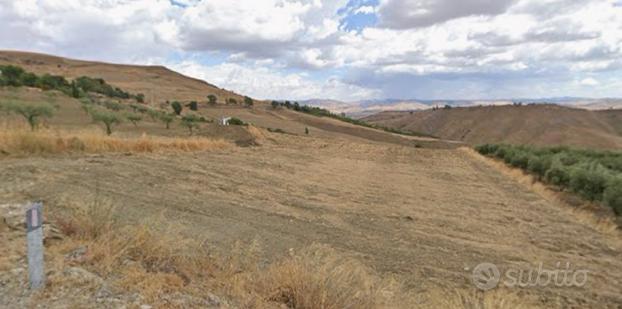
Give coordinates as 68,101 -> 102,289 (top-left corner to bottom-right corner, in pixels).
580,77 -> 599,86
0,0 -> 621,99
168,60 -> 380,101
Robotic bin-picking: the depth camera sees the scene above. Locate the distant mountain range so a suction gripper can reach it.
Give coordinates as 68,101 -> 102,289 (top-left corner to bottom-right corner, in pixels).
299,97 -> 622,118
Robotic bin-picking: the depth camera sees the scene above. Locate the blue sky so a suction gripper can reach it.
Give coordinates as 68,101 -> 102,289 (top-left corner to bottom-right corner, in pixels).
1,0 -> 621,101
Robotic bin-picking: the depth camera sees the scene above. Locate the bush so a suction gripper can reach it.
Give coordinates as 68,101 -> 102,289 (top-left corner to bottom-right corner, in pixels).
171,101 -> 182,115
188,101 -> 198,111
125,113 -> 142,126
604,177 -> 622,215
478,143 -> 622,216
527,155 -> 552,178
227,117 -> 245,126
568,163 -> 611,201
244,96 -> 253,107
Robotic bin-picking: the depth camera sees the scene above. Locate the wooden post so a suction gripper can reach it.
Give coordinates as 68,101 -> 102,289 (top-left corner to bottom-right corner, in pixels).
26,202 -> 45,289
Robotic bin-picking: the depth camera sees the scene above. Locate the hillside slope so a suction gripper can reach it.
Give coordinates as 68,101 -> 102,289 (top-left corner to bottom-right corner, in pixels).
0,50 -> 243,104
363,104 -> 622,149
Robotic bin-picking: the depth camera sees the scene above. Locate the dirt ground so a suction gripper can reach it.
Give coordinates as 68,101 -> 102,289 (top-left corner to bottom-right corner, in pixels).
1,131 -> 621,307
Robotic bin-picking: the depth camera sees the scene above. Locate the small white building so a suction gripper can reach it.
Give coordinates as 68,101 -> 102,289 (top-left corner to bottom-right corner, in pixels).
220,117 -> 232,126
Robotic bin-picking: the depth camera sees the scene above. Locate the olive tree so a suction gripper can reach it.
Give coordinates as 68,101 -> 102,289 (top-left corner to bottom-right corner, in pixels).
91,109 -> 121,135
2,101 -> 54,130
181,114 -> 200,135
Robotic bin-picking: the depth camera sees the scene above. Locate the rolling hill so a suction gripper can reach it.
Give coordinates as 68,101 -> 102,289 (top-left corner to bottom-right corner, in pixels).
363,104 -> 622,149
0,50 -> 245,104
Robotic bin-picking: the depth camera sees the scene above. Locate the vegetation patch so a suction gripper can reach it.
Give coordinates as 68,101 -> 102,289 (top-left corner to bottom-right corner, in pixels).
0,64 -> 142,101
475,144 -> 622,215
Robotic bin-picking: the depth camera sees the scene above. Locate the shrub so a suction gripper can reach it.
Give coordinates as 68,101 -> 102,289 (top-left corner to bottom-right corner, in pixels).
509,151 -> 530,169
0,65 -> 25,86
103,100 -> 124,111
125,113 -> 142,126
545,162 -> 572,187
2,101 -> 55,130
568,163 -> 611,201
271,100 -> 280,109
604,177 -> 622,215
244,96 -> 253,107
207,94 -> 217,105
188,101 -> 198,111
135,93 -> 145,103
171,101 -> 182,115
227,117 -> 245,126
527,155 -> 552,178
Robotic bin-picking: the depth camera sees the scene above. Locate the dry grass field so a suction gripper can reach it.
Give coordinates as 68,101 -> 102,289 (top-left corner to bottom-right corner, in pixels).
1,52 -> 621,308
363,105 -> 622,149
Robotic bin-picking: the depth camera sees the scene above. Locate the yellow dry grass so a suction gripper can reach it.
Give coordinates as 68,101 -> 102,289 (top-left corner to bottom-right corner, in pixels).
37,197 -> 546,308
0,126 -> 231,155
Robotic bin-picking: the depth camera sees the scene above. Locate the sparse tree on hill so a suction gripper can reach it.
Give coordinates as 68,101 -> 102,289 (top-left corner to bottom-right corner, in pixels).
244,96 -> 253,107
305,127 -> 309,135
188,101 -> 198,111
181,114 -> 200,135
90,109 -> 121,135
171,101 -> 183,115
125,113 -> 142,126
207,94 -> 217,105
271,100 -> 280,109
159,113 -> 174,129
2,101 -> 55,130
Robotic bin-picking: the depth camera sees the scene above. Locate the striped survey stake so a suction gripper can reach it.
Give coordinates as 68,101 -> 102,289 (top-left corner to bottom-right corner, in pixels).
26,202 -> 45,289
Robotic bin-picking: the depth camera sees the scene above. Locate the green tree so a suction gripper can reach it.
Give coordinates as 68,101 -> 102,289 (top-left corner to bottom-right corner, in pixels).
90,109 -> 121,135
2,101 -> 54,130
244,96 -> 253,107
159,113 -> 174,129
271,100 -> 280,109
0,65 -> 25,86
125,113 -> 142,126
188,101 -> 198,111
305,127 -> 309,135
20,72 -> 39,87
207,94 -> 217,105
171,101 -> 183,115
181,114 -> 200,135
71,81 -> 81,98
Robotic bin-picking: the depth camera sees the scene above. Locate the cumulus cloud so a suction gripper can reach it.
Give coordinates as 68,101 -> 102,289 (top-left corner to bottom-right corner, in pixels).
0,0 -> 621,99
169,60 -> 380,100
377,0 -> 517,28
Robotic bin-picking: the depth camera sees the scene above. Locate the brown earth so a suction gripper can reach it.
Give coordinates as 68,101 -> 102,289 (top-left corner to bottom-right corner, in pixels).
1,130 -> 622,307
363,105 -> 622,149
